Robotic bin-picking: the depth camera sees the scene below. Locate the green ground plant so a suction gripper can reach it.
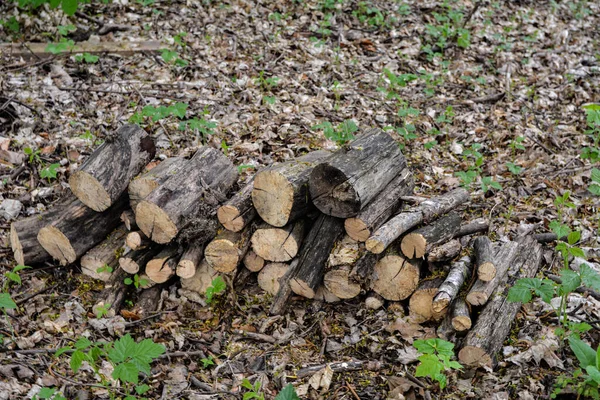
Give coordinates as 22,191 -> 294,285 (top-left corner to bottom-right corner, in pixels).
205,276 -> 226,304
413,338 -> 462,389
582,104 -> 600,163
312,120 -> 358,145
124,274 -> 148,290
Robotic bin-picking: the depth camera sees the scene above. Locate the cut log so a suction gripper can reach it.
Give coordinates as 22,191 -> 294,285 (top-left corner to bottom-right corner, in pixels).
473,236 -> 496,282
135,147 -> 237,244
120,210 -> 137,231
205,228 -> 252,273
431,256 -> 473,314
289,214 -> 345,299
217,178 -> 257,232
257,263 -> 289,295
125,231 -> 150,251
269,259 -> 300,315
69,124 -> 156,212
427,239 -> 462,263
466,241 -> 520,306
145,246 -> 181,284
133,285 -> 163,318
328,235 -> 361,267
344,168 -> 414,242
243,250 -> 265,272
451,298 -> 472,332
371,253 -> 421,301
93,267 -> 130,316
455,218 -> 489,238
366,188 -> 470,254
408,277 -> 446,323
458,235 -> 543,369
314,285 -> 341,303
324,265 -> 362,299
176,243 -> 205,279
180,258 -> 220,295
128,157 -> 187,210
119,246 -> 161,275
400,212 -> 462,259
37,195 -> 128,266
349,251 -> 380,286
252,150 -> 330,227
309,129 -> 407,218
250,221 -> 305,262
80,225 -> 128,281
364,292 -> 385,310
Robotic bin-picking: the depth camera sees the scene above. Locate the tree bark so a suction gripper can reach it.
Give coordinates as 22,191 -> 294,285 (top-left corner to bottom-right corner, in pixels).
128,157 -> 188,210
205,227 -> 252,273
243,250 -> 265,272
409,277 -> 446,323
250,221 -> 305,262
432,256 -> 473,314
80,225 -> 128,281
257,262 -> 289,295
451,298 -> 472,332
133,285 -> 164,318
455,218 -> 489,238
118,245 -> 161,275
458,235 -> 543,369
252,150 -> 330,227
328,235 -> 361,267
344,168 -> 414,242
466,241 -> 520,306
176,242 -> 205,279
371,253 -> 421,301
125,231 -> 150,251
37,195 -> 128,266
366,188 -> 470,254
349,251 -> 380,287
473,236 -> 496,282
145,246 -> 181,284
427,239 -> 462,263
309,128 -> 407,218
135,147 -> 237,244
400,212 -> 462,259
217,177 -> 257,232
324,265 -> 362,299
69,124 -> 156,212
269,259 -> 300,315
289,214 -> 345,299
93,267 -> 130,316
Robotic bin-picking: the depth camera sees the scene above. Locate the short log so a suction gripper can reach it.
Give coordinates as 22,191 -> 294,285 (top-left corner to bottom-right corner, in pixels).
243,250 -> 265,272
324,265 -> 362,299
473,236 -> 496,281
257,262 -> 289,295
427,239 -> 462,263
135,147 -> 237,244
217,178 -> 257,232
251,221 -> 305,262
176,242 -> 205,279
80,225 -> 128,281
205,228 -> 252,273
309,128 -> 407,218
451,298 -> 472,332
125,231 -> 150,251
145,246 -> 181,284
455,218 -> 489,238
371,253 -> 421,301
364,292 -> 385,310
180,258 -> 220,296
69,124 -> 156,212
119,246 -> 161,275
400,212 -> 462,259
327,235 -> 361,267
431,256 -> 473,314
409,277 -> 446,323
128,157 -> 188,210
252,150 -> 330,227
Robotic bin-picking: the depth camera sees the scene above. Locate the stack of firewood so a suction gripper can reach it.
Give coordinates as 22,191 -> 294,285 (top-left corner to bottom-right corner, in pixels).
9,125 -> 544,370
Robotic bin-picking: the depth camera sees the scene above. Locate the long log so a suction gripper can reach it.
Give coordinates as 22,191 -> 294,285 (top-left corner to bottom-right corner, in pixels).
257,262 -> 289,295
217,178 -> 257,232
289,214 -> 345,299
324,265 -> 362,299
408,277 -> 446,323
135,147 -> 237,244
118,245 -> 161,275
473,236 -> 496,281
465,241 -> 520,306
37,195 -> 128,266
176,242 -> 204,279
252,150 -> 330,227
69,124 -> 156,212
80,225 -> 128,281
128,157 -> 187,210
243,250 -> 265,272
431,256 -> 472,314
427,239 -> 462,263
458,236 -> 543,369
371,253 -> 421,301
366,188 -> 470,254
309,128 -> 407,218
451,298 -> 472,332
400,212 -> 462,259
344,168 -> 414,242
145,246 -> 181,284
250,221 -> 305,262
205,228 -> 252,273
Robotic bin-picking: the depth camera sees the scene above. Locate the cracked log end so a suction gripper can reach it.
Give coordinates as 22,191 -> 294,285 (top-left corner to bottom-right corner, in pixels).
400,233 -> 426,259
309,164 -> 359,218
217,205 -> 245,232
252,171 -> 295,227
176,259 -> 196,279
344,218 -> 370,242
69,171 -> 112,212
37,226 -> 76,266
371,255 -> 419,301
251,226 -> 300,262
365,238 -> 385,254
458,346 -> 492,369
452,315 -> 472,331
257,262 -> 288,295
10,224 -> 24,266
324,267 -> 361,299
477,261 -> 496,281
205,239 -> 240,273
119,257 -> 140,274
290,278 -> 316,299
135,200 -> 178,244
431,293 -> 451,314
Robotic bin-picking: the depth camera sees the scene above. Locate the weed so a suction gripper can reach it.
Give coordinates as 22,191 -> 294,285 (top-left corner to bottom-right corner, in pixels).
40,163 -> 60,181
33,387 -> 66,400
241,378 -> 265,400
413,338 -> 462,389
312,120 -> 358,145
75,53 -> 99,63
124,274 -> 148,290
205,276 -> 226,304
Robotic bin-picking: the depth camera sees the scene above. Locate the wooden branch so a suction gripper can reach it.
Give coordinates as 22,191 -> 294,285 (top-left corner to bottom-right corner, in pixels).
451,298 -> 472,332
328,235 -> 361,267
80,225 -> 127,281
432,256 -> 472,314
473,236 -> 495,281
145,246 -> 180,284
455,218 -> 489,238
371,253 -> 421,301
251,221 -> 305,262
427,239 -> 462,263
217,178 -> 256,232
269,259 -> 300,315
120,210 -> 136,231
400,212 -> 462,259
1,40 -> 164,59
205,227 -> 252,273
118,246 -> 160,275
69,124 -> 155,212
176,242 -> 204,279
309,128 -> 407,218
409,277 -> 446,323
128,157 -> 187,210
364,292 -> 385,310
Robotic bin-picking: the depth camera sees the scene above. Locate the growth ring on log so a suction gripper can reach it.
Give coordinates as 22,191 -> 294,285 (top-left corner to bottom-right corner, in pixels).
135,201 -> 178,244
69,172 -> 112,212
252,171 -> 296,227
36,226 -> 77,265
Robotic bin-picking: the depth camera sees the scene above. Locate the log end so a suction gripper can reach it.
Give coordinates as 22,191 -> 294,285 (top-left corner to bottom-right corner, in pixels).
452,315 -> 472,331
466,292 -> 487,306
135,200 -> 178,244
477,262 -> 496,282
458,346 -> 492,369
128,178 -> 159,210
146,259 -> 174,284
69,171 -> 112,212
409,288 -> 442,323
243,250 -> 265,272
252,171 -> 295,227
309,164 -> 359,218
344,218 -> 370,242
400,233 -> 426,259
125,231 -> 145,250
119,258 -> 140,274
9,223 -> 24,266
176,259 -> 197,279
257,263 -> 288,295
365,238 -> 385,254
251,228 -> 298,262
431,295 -> 451,315
371,255 -> 419,301
324,269 -> 361,299
205,239 -> 239,273
290,278 -> 316,299
217,205 -> 245,232
37,226 -> 76,266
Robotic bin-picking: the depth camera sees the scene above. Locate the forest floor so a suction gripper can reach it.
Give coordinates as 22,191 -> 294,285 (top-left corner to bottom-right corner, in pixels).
1,0 -> 600,399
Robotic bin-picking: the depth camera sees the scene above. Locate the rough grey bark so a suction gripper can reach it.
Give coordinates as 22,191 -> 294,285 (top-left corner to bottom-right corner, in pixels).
217,178 -> 257,232
366,188 -> 470,254
455,218 -> 489,238
128,157 -> 187,210
344,168 -> 414,242
309,128 -> 407,218
269,259 -> 300,315
176,242 -> 205,279
473,236 -> 496,281
70,124 -> 156,212
400,212 -> 462,259
432,256 -> 473,314
427,239 -> 462,263
135,147 -> 237,244
458,236 -> 543,369
80,225 -> 128,281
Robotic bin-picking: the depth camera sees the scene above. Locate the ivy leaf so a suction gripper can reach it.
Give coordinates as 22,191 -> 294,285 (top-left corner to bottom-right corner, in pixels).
580,264 -> 600,291
559,269 -> 581,294
568,336 -> 597,369
274,384 -> 300,400
0,293 -> 17,310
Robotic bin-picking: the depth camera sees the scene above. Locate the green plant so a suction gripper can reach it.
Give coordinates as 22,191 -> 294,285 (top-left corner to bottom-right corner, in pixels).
75,52 -> 99,63
178,117 -> 217,144
94,303 -> 111,319
57,24 -> 76,36
254,71 -> 279,91
97,264 -> 114,274
129,102 -> 188,125
582,104 -> 600,163
40,163 -> 60,181
413,338 -> 462,389
56,334 -> 165,399
124,274 -> 148,290
16,0 -> 84,16
45,39 -> 75,54
377,68 -> 418,100
506,162 -> 523,175
352,2 -> 392,28
23,147 -> 41,164
589,168 -> 600,195
319,0 -> 343,12
1,16 -> 20,34
205,276 -> 226,304
200,355 -> 215,368
241,378 -> 264,400
551,336 -> 600,398
275,385 -> 300,400
421,3 -> 471,58
312,120 -> 358,145
33,387 -> 66,400
160,49 -> 188,67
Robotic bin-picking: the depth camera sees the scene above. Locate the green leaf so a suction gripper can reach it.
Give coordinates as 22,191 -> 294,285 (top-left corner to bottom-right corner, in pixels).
589,184 -> 600,196
549,220 -> 571,239
580,264 -> 600,291
40,163 -> 60,180
55,346 -> 72,357
275,384 -> 300,400
591,168 -> 600,183
0,293 -> 16,310
13,264 -> 30,273
568,231 -> 581,245
113,362 -> 139,384
108,334 -> 135,364
124,277 -> 133,285
241,379 -> 254,390
170,102 -> 188,119
135,384 -> 150,395
434,372 -> 447,389
569,247 -> 586,259
415,354 -> 443,378
135,338 -> 166,360
507,278 -> 554,304
569,336 -> 597,368
5,272 -> 21,285
61,0 -> 79,15
559,269 -> 581,294
586,366 -> 600,384
75,337 -> 92,350
70,350 -> 86,373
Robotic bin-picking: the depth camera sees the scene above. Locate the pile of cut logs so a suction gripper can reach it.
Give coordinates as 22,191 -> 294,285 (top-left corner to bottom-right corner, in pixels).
10,125 -> 544,370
